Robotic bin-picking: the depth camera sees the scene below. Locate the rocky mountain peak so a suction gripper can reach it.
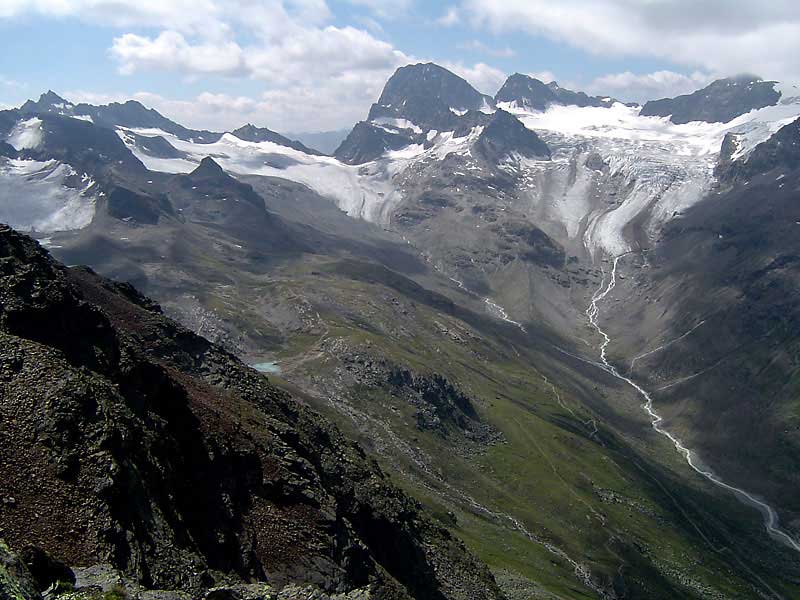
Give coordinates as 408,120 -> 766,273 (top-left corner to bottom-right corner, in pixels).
20,90 -> 74,114
495,73 -> 615,110
475,109 -> 551,163
640,76 -> 780,124
230,123 -> 323,155
367,62 -> 495,132
190,155 -> 226,179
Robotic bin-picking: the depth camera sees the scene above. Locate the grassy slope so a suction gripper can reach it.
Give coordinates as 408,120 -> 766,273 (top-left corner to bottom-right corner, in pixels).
49,217 -> 800,599
178,250 -> 800,599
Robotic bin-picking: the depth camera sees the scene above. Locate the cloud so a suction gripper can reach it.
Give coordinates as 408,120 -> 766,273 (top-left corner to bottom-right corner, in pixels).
436,6 -> 460,27
111,31 -> 246,76
0,75 -> 25,89
458,40 -> 515,58
586,70 -> 715,104
347,0 -> 413,18
62,82 -> 385,133
461,0 -> 800,82
443,61 -> 506,95
0,0 -> 228,36
527,70 -> 556,84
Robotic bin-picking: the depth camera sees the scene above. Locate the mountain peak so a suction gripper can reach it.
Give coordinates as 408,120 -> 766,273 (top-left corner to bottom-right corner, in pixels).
495,73 -> 614,110
190,156 -> 225,179
20,90 -> 74,114
366,62 -> 495,133
230,123 -> 324,155
640,76 -> 780,123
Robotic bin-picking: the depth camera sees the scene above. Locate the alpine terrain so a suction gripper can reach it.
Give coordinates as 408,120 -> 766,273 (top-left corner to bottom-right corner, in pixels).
3,56 -> 800,600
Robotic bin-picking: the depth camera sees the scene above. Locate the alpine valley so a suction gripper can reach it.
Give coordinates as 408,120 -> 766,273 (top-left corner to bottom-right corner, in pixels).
3,63 -> 800,600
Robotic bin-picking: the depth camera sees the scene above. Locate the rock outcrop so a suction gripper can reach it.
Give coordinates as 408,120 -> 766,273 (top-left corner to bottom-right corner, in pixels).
0,225 -> 504,600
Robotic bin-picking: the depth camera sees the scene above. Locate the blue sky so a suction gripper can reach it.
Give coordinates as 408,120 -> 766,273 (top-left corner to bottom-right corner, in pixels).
1,1 -> 797,133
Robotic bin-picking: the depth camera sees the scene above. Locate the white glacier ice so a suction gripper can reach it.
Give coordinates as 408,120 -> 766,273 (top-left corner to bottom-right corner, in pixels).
7,117 -> 45,151
0,158 -> 96,232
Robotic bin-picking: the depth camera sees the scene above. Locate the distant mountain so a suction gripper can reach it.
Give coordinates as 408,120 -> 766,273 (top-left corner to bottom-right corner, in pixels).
230,123 -> 323,155
285,128 -> 350,154
640,76 -> 780,124
495,74 -> 616,110
20,91 -> 221,143
18,92 -> 324,158
335,63 -> 554,165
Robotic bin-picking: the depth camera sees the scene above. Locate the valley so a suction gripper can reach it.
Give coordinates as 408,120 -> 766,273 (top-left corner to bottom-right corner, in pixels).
2,65 -> 800,600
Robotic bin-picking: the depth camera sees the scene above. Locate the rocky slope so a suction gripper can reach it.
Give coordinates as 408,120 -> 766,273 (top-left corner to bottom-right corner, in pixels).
495,74 -> 616,110
640,76 -> 781,124
0,225 -> 504,600
597,116 -> 800,528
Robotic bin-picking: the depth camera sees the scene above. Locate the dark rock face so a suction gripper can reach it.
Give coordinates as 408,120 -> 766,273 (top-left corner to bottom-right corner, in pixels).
367,63 -> 494,132
231,124 -> 324,156
717,117 -> 800,183
495,74 -> 615,110
498,222 -> 565,269
474,110 -> 551,163
640,76 -> 780,124
623,140 -> 800,520
0,540 -> 42,600
338,350 -> 503,449
166,158 -> 299,249
14,113 -> 145,176
19,546 -> 76,593
20,92 -> 222,143
0,226 -> 504,600
334,122 -> 417,164
19,90 -> 74,115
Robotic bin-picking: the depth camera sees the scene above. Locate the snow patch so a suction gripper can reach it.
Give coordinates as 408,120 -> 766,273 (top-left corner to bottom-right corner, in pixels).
0,158 -> 96,232
371,117 -> 423,134
7,118 -> 44,151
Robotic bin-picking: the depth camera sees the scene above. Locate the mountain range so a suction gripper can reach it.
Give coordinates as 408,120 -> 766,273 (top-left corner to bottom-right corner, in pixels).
2,62 -> 800,600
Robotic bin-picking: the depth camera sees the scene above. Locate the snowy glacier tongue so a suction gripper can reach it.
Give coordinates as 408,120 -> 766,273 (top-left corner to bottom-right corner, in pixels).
501,100 -> 800,257
119,126 -> 482,225
0,158 -> 97,232
6,117 -> 45,151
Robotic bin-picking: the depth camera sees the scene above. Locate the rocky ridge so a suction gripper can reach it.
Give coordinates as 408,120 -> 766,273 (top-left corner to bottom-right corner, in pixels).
0,225 -> 504,600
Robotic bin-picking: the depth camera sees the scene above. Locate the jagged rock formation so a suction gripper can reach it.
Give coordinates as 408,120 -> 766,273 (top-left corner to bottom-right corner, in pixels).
231,124 -> 324,156
474,110 -> 551,163
640,76 -> 780,124
0,225 -> 505,600
20,91 -> 221,143
495,74 -> 615,110
367,63 -> 494,131
333,122 -> 417,165
718,117 -> 800,183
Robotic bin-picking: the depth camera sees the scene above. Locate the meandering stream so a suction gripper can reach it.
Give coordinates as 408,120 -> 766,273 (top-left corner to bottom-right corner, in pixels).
588,255 -> 800,553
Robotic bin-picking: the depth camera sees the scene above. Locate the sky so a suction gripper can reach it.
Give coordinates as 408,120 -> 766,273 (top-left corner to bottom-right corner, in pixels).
0,0 -> 798,134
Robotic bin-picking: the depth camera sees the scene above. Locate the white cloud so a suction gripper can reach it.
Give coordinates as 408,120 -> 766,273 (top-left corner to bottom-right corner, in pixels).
436,6 -> 460,27
0,0 -> 227,36
586,70 -> 715,104
458,40 -> 515,58
0,75 -> 25,89
461,0 -> 800,82
443,61 -> 506,96
111,31 -> 246,76
527,70 -> 557,84
347,0 -> 412,18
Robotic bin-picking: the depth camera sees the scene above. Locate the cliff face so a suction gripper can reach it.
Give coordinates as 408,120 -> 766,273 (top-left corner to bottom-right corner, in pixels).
0,225 -> 503,600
